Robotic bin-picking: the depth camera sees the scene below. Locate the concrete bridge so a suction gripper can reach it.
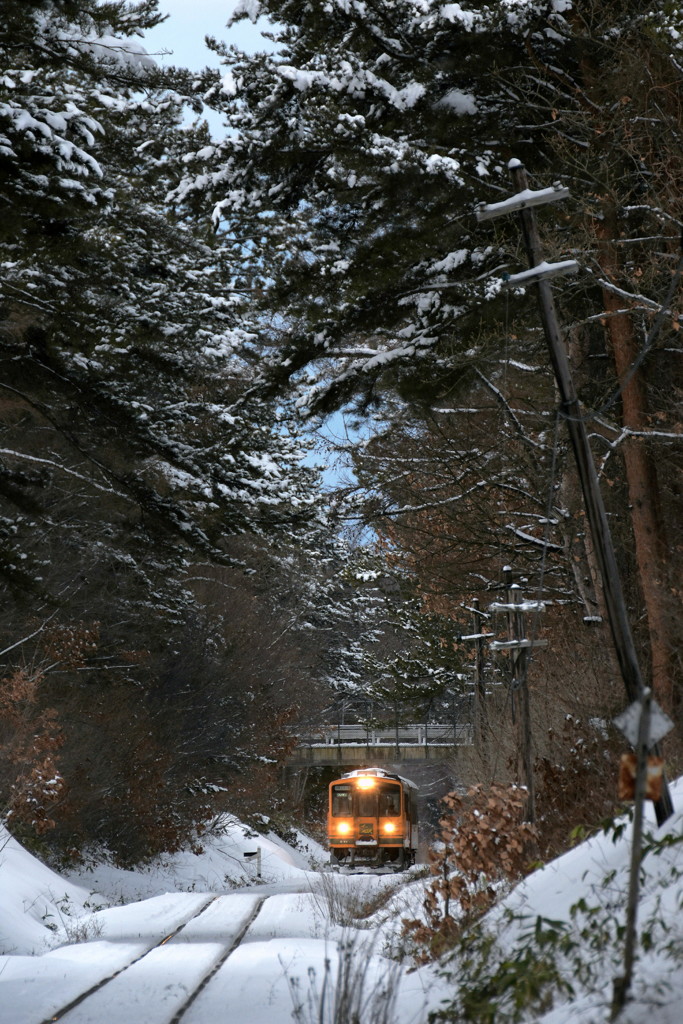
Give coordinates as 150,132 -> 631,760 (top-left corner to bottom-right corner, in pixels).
287,722 -> 472,767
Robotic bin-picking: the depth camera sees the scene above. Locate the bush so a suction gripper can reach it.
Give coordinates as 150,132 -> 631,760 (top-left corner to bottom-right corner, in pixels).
533,714 -> 622,859
403,783 -> 537,962
0,668 -> 64,842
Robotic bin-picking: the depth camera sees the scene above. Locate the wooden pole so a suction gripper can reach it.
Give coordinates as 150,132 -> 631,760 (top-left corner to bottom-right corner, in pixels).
472,597 -> 487,744
611,689 -> 652,1019
507,160 -> 672,825
505,569 -> 536,823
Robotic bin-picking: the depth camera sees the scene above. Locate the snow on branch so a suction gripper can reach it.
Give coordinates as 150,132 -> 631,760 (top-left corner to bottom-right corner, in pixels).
597,426 -> 683,476
504,525 -> 563,551
592,276 -> 661,311
62,32 -> 156,71
621,204 -> 683,228
0,449 -> 127,498
374,479 -> 488,518
475,370 -> 543,448
0,612 -> 60,659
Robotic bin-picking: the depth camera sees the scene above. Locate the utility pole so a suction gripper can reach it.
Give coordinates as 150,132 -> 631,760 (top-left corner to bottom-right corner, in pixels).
611,688 -> 652,1019
490,570 -> 546,823
611,690 -> 673,1015
471,597 -> 487,744
508,576 -> 535,824
477,160 -> 673,824
461,601 -> 495,750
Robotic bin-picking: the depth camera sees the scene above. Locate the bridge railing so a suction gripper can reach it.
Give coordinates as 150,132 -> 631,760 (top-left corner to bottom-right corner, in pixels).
297,722 -> 472,747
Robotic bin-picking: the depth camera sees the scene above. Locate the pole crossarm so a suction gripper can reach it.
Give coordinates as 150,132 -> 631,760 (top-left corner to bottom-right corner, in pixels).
475,182 -> 570,221
489,600 -> 546,614
502,260 -> 579,288
490,638 -> 549,651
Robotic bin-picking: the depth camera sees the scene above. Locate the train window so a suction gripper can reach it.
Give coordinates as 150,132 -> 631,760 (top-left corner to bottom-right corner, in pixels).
331,784 -> 352,816
379,784 -> 401,816
356,791 -> 377,816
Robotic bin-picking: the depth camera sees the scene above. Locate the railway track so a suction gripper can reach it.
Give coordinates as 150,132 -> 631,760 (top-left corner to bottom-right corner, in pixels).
168,895 -> 265,1024
38,894 -> 267,1024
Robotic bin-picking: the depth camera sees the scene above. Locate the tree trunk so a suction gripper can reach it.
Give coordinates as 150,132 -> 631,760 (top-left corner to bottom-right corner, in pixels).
596,210 -> 674,713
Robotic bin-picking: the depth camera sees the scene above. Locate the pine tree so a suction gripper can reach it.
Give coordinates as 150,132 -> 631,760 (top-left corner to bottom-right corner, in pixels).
0,0 -> 355,858
175,0 -> 535,414
178,0 -> 683,718
1,0 -> 332,635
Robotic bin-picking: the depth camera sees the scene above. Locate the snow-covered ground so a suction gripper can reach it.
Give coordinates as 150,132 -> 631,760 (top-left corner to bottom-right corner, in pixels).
0,816 -> 326,956
0,818 -> 439,1023
2,784 -> 683,1024
477,779 -> 683,1024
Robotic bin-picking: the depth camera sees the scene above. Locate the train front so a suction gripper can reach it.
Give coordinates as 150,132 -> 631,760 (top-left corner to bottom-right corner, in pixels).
327,770 -> 406,868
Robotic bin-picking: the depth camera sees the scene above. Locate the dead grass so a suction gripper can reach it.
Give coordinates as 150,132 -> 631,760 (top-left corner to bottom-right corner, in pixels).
310,871 -> 407,928
285,931 -> 403,1024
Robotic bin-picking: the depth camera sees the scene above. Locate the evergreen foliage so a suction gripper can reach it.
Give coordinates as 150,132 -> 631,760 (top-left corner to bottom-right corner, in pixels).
3,0 -> 683,859
174,0 -> 573,414
180,0 -> 683,717
1,0 -> 319,599
0,0 -> 362,860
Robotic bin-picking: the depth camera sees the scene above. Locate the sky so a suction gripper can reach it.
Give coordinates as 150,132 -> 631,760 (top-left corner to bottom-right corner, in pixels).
144,0 -> 274,70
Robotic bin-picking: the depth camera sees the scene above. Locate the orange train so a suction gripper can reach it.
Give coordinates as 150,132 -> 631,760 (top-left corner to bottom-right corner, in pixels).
327,767 -> 418,870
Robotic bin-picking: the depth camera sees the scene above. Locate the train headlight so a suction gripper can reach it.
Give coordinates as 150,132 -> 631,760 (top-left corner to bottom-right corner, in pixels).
337,821 -> 352,835
382,822 -> 396,833
356,776 -> 376,789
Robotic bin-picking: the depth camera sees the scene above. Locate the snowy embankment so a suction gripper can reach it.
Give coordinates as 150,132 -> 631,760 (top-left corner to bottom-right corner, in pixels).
484,778 -> 683,1024
0,818 -> 438,1024
421,776 -> 683,1024
3,782 -> 683,1023
0,828 -> 94,956
0,816 -> 326,955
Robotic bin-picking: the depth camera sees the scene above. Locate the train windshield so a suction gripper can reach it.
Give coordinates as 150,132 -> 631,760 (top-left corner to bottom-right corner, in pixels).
331,784 -> 352,816
333,779 -> 402,816
379,783 -> 401,816
356,790 -> 376,816
354,782 -> 401,817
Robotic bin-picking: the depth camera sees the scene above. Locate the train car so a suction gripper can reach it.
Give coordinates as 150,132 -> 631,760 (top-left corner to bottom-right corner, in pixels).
327,767 -> 418,870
